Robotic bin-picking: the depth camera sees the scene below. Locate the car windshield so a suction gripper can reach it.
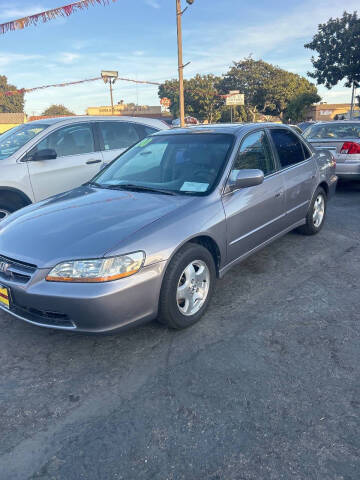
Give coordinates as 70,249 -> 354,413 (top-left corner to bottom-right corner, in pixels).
303,123 -> 360,140
0,123 -> 49,160
93,133 -> 235,195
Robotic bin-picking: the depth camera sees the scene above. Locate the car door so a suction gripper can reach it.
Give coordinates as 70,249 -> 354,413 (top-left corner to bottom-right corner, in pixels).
269,128 -> 316,226
26,122 -> 102,202
222,129 -> 286,263
97,121 -> 144,167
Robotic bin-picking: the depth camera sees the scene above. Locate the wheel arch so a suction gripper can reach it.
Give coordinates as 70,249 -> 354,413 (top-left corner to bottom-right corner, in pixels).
317,181 -> 329,196
0,187 -> 32,207
165,234 -> 222,278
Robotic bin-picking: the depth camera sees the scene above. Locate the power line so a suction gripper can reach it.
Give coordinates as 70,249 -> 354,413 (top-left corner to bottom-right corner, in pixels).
0,75 -> 161,98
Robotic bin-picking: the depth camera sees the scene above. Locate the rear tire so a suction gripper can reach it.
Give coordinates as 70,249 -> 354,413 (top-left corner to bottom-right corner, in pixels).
158,243 -> 216,329
298,187 -> 327,235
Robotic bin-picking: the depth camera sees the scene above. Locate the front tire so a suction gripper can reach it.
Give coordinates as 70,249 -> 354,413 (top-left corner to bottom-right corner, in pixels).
298,187 -> 327,235
0,193 -> 29,221
0,200 -> 18,221
158,243 -> 216,329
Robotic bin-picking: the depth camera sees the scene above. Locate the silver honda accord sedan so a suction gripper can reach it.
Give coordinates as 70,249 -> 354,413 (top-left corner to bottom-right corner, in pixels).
0,124 -> 337,332
303,121 -> 360,179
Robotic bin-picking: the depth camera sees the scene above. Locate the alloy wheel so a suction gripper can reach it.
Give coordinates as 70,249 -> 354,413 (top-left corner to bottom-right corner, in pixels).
176,260 -> 210,316
313,194 -> 325,228
0,209 -> 10,221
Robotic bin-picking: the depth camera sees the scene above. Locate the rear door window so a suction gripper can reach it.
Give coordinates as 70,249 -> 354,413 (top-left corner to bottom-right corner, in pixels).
98,121 -> 140,151
269,128 -> 306,168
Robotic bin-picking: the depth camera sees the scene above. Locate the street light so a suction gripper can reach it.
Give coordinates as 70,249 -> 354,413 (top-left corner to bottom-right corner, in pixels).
176,0 -> 194,128
101,70 -> 118,115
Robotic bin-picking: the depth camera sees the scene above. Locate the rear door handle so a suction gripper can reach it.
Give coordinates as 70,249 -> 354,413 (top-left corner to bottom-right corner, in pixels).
86,159 -> 102,165
275,191 -> 283,198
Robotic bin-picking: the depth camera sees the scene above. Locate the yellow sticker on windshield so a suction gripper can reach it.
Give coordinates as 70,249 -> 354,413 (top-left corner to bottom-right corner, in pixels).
138,138 -> 153,148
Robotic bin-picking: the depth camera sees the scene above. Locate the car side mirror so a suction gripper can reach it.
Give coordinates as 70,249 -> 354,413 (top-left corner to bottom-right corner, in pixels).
226,169 -> 264,193
30,148 -> 57,161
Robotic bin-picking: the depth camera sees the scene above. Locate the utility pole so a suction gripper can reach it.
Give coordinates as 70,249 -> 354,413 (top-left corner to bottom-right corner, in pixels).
350,81 -> 355,120
176,0 -> 185,128
101,71 -> 118,116
109,79 -> 115,115
176,0 -> 194,128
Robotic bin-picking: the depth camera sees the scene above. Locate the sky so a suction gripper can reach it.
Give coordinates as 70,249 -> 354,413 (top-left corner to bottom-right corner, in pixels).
0,0 -> 358,115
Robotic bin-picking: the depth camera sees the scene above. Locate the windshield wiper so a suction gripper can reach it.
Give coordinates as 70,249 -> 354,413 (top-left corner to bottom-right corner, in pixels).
117,184 -> 177,196
93,183 -> 177,196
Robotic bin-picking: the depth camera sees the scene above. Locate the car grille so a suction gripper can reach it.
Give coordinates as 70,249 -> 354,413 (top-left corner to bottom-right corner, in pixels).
11,303 -> 75,328
0,255 -> 37,284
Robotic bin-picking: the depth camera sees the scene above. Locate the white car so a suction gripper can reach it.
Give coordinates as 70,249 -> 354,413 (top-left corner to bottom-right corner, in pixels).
0,116 -> 169,220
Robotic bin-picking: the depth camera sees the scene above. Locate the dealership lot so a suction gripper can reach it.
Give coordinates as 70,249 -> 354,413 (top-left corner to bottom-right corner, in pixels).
0,181 -> 359,480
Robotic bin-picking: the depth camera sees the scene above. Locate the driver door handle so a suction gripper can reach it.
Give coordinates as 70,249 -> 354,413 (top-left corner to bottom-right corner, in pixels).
86,159 -> 102,165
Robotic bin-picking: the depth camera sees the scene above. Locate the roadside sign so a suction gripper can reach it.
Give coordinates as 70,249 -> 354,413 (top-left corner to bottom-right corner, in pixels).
226,91 -> 244,106
160,97 -> 171,108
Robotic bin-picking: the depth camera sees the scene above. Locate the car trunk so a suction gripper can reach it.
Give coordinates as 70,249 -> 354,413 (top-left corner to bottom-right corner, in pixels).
308,139 -> 354,163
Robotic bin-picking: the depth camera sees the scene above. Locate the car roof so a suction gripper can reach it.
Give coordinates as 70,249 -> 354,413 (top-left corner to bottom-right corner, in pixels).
153,122 -> 295,136
27,116 -> 169,130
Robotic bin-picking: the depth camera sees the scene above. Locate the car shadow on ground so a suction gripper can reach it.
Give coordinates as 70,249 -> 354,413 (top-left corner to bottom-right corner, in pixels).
336,178 -> 360,193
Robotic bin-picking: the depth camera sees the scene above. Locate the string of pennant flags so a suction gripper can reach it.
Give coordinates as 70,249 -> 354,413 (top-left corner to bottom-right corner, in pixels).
0,0 -> 118,35
0,0 -> 241,103
0,76 -> 161,98
0,77 -> 241,99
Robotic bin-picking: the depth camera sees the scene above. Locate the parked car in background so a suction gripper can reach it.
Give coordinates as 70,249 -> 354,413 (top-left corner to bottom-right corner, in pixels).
0,116 -> 168,220
303,121 -> 360,180
172,116 -> 199,126
298,121 -> 316,132
0,123 -> 337,333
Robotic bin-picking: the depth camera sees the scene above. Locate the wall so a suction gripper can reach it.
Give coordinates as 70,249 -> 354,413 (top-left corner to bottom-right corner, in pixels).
0,123 -> 20,133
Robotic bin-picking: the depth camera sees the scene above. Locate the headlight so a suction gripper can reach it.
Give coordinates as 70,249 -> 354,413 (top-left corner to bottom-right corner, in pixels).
46,252 -> 145,283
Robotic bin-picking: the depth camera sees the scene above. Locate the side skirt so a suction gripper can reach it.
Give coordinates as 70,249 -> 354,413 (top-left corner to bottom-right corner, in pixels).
219,219 -> 306,278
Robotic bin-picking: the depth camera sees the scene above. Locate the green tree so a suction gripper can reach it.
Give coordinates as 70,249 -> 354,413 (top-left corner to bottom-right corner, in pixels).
283,92 -> 321,123
218,58 -> 274,120
305,11 -> 360,93
265,69 -> 318,118
42,104 -> 75,116
220,104 -> 253,123
185,74 -> 223,123
158,79 -> 181,118
217,57 -> 318,119
158,74 -> 223,123
0,75 -> 24,113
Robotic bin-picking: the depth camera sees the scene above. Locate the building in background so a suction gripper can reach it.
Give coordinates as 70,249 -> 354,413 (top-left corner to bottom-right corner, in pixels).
87,101 -> 172,122
305,103 -> 360,121
0,113 -> 27,133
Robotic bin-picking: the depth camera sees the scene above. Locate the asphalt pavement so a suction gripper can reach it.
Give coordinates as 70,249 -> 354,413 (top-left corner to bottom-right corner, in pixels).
1,180 -> 359,480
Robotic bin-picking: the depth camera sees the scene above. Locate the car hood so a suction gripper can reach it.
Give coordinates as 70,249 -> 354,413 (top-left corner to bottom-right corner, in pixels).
0,186 -> 193,268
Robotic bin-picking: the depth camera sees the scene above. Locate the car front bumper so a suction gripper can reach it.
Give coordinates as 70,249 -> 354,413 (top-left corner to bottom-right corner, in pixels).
0,261 -> 166,332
